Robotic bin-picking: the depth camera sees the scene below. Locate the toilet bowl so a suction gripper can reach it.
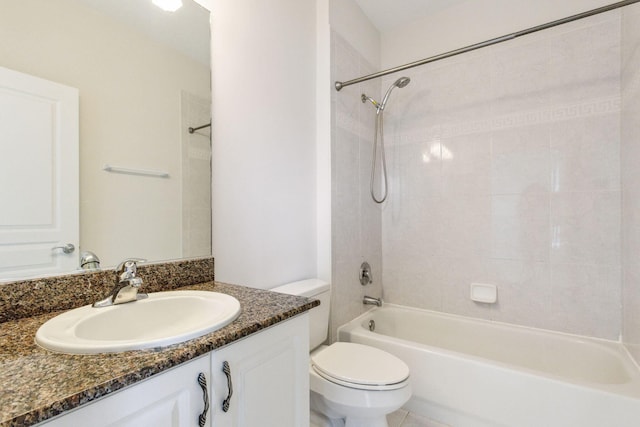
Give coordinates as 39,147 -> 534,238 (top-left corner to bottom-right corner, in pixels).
272,279 -> 411,427
310,343 -> 411,427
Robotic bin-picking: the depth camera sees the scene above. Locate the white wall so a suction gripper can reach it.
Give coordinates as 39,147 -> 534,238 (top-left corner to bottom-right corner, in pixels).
621,2 -> 640,361
211,0 -> 319,288
329,0 -> 380,68
381,0 -> 616,69
328,0 -> 383,341
317,0 -> 332,283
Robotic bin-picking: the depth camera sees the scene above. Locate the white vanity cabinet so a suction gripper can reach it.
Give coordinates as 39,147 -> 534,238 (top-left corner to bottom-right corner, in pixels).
210,314 -> 309,427
39,355 -> 212,427
36,314 -> 309,427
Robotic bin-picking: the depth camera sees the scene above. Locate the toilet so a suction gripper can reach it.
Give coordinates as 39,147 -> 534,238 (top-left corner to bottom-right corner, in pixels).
272,279 -> 411,427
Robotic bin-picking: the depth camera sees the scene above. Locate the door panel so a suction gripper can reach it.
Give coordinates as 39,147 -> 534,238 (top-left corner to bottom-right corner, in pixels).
0,66 -> 79,279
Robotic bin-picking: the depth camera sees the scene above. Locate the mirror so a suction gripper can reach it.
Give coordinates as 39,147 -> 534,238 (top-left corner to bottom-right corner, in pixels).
0,0 -> 211,279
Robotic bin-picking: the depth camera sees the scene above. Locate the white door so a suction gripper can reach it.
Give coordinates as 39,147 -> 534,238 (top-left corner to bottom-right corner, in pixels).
0,66 -> 79,280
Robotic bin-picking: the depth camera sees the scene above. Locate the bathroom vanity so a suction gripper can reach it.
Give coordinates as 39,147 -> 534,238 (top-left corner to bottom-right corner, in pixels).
38,314 -> 308,427
0,259 -> 317,427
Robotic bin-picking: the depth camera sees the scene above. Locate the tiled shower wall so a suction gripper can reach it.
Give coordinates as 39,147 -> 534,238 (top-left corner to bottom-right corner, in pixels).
330,31 -> 383,341
332,6 -> 640,344
622,3 -> 640,360
380,11 -> 623,340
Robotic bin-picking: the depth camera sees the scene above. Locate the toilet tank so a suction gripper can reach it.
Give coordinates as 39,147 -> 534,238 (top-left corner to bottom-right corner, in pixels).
271,279 -> 330,350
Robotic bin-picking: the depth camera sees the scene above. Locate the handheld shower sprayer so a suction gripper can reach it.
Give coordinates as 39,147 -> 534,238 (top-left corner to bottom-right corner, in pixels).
380,76 -> 410,111
361,76 -> 411,204
361,77 -> 411,114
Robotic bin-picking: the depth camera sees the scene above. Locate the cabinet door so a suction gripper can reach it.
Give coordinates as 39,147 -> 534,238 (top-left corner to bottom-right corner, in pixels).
39,355 -> 211,427
210,314 -> 309,427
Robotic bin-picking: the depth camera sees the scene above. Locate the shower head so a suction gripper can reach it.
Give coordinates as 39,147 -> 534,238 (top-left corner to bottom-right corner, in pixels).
361,77 -> 411,114
380,76 -> 411,111
395,77 -> 411,88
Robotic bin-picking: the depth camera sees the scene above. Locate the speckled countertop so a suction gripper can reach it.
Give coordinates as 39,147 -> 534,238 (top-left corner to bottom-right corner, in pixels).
0,259 -> 318,426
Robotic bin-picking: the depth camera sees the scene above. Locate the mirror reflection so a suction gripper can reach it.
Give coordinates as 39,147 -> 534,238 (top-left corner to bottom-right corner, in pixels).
0,0 -> 211,280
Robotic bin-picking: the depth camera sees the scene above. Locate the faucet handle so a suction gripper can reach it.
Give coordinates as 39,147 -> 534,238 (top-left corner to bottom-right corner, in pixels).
116,258 -> 146,279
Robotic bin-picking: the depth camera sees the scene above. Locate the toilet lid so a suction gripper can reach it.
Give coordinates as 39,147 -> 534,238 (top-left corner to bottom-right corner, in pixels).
311,342 -> 409,390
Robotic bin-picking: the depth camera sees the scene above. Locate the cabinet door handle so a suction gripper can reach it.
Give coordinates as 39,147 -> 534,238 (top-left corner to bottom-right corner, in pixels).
222,361 -> 233,412
197,373 -> 209,427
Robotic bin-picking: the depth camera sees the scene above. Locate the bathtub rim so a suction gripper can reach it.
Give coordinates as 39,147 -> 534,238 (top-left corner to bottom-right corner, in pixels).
337,303 -> 640,399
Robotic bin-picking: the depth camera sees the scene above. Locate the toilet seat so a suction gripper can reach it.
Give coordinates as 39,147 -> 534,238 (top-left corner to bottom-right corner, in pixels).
311,342 -> 409,391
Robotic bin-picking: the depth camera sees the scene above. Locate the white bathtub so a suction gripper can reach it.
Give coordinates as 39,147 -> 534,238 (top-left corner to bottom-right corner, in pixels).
338,304 -> 640,427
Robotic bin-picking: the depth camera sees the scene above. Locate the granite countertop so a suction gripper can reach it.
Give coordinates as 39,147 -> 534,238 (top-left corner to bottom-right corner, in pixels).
0,281 -> 318,427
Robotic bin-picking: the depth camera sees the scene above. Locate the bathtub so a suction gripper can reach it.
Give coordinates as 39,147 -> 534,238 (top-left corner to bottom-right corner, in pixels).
337,304 -> 640,427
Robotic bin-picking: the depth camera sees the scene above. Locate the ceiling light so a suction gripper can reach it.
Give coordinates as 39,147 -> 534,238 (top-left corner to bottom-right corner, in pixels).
152,0 -> 183,12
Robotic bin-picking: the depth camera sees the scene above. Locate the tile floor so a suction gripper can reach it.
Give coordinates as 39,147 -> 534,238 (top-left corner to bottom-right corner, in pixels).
387,409 -> 451,427
310,409 -> 451,427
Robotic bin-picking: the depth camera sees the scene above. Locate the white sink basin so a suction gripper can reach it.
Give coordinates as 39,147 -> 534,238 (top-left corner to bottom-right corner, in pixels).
35,290 -> 241,354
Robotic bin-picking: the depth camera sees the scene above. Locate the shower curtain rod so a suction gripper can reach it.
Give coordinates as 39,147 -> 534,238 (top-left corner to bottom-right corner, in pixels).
188,122 -> 211,134
334,0 -> 640,91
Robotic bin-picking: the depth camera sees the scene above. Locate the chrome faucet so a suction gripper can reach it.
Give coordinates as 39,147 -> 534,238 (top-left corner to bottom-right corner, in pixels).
93,258 -> 147,308
80,251 -> 101,270
363,295 -> 382,307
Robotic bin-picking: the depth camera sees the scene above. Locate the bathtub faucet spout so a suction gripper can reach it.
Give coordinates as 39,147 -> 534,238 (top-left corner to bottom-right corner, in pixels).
363,295 -> 382,307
